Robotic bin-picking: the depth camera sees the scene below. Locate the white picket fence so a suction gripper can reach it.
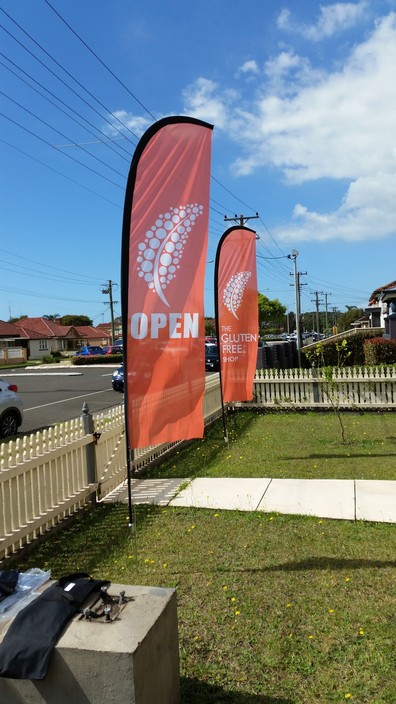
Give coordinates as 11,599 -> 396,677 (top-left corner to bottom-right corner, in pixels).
0,375 -> 223,561
248,366 -> 396,409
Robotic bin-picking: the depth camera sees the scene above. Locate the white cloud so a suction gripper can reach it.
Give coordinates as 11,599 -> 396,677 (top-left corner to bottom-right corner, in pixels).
182,78 -> 237,129
233,14 -> 396,184
277,2 -> 368,41
264,51 -> 323,95
106,111 -> 151,137
237,60 -> 259,76
183,13 -> 396,243
276,173 -> 396,242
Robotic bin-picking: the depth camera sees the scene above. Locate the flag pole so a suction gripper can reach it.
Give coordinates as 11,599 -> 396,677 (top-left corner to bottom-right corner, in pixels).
214,230 -> 231,444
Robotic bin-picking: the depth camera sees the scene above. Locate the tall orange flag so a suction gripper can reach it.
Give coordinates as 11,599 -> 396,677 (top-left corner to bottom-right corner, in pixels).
121,117 -> 213,449
215,226 -> 258,402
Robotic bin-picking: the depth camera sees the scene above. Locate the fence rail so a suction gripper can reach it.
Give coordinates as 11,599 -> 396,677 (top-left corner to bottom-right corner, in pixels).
0,375 -> 223,561
245,366 -> 396,409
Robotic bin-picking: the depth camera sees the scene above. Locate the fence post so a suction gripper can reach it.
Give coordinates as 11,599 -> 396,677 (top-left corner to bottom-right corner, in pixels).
82,402 -> 97,503
311,362 -> 320,404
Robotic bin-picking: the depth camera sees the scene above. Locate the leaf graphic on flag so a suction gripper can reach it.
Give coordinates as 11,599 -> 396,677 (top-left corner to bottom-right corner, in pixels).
136,203 -> 204,306
223,271 -> 252,319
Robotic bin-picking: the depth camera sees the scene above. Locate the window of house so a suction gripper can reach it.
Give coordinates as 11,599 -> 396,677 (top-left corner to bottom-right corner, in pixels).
39,340 -> 48,351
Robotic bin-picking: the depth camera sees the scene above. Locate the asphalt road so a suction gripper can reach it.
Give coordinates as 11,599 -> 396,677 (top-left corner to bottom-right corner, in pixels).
1,365 -> 123,435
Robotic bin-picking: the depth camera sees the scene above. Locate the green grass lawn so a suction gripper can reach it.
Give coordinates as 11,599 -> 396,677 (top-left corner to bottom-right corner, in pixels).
13,504 -> 396,703
145,410 -> 396,481
7,410 -> 396,703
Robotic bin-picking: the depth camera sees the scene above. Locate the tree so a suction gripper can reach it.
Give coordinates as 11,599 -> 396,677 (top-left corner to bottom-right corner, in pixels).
337,307 -> 364,332
258,294 -> 286,330
205,317 -> 216,336
60,315 -> 93,327
43,314 -> 61,321
8,315 -> 28,324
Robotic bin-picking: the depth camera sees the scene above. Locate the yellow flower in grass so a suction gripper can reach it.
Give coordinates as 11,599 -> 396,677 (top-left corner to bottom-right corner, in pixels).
235,610 -> 241,616
231,597 -> 236,603
223,585 -> 228,591
344,694 -> 352,700
359,628 -> 365,635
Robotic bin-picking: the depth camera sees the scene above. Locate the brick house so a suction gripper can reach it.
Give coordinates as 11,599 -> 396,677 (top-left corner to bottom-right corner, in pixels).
12,318 -> 111,360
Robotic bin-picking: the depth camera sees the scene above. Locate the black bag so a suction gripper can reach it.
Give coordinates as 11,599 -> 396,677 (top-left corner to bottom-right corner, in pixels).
0,572 -> 110,680
0,571 -> 18,602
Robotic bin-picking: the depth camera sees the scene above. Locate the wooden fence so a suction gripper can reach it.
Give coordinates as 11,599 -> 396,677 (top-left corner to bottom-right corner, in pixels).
0,374 -> 223,561
246,366 -> 396,409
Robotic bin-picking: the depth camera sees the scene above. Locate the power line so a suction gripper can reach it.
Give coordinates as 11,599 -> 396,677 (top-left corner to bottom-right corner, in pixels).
43,0 -> 157,121
0,18 -> 138,148
0,111 -> 124,189
0,137 -> 122,208
0,52 -> 132,161
1,89 -> 127,179
0,8 -> 141,142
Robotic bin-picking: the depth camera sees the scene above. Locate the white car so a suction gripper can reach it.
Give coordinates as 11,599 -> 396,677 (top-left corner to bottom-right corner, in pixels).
0,379 -> 23,438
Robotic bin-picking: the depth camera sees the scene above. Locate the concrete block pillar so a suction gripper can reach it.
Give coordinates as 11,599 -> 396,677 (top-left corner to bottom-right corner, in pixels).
0,584 -> 180,704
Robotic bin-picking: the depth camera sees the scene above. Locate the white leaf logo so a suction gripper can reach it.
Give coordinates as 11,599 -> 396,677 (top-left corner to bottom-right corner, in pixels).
223,271 -> 252,319
136,203 -> 204,307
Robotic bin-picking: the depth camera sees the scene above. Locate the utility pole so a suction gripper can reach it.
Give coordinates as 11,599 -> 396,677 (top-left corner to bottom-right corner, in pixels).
322,292 -> 331,334
224,212 -> 260,227
311,291 -> 324,335
288,250 -> 307,367
101,280 -> 117,344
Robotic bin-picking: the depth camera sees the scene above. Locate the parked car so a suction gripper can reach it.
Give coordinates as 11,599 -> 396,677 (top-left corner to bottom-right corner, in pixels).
0,379 -> 23,438
102,345 -> 122,355
75,345 -> 105,356
112,366 -> 124,392
114,339 -> 123,351
205,345 -> 220,372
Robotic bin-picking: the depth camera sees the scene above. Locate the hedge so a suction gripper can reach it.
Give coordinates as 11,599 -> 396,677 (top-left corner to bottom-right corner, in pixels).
71,354 -> 123,366
363,337 -> 396,365
302,330 -> 382,367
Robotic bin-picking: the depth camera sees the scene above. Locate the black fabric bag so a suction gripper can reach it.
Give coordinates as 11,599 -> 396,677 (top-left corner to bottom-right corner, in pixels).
0,572 -> 110,680
0,571 -> 19,602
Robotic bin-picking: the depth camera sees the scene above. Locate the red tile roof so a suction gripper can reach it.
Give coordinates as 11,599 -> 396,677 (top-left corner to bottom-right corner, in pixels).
369,280 -> 396,306
0,320 -> 25,337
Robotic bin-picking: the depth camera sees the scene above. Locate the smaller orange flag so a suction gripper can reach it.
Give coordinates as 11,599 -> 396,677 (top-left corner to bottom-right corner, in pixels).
215,227 -> 258,402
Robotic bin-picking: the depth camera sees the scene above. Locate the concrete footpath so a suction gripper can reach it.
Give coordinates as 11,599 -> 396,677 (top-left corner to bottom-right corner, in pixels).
102,477 -> 396,523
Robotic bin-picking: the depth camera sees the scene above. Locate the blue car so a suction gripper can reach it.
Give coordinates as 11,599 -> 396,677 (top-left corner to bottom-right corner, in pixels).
75,345 -> 105,356
112,366 -> 124,392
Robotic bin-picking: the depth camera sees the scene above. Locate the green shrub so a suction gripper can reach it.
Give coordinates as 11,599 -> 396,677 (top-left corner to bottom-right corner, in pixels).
72,354 -> 123,366
302,330 -> 381,367
41,355 -> 56,364
364,336 -> 396,364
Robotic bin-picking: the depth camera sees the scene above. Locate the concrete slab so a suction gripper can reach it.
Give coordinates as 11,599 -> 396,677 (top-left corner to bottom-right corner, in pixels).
257,479 -> 356,520
101,478 -> 185,506
356,480 -> 396,523
169,478 -> 272,511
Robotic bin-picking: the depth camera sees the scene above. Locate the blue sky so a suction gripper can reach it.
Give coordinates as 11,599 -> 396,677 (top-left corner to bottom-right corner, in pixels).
1,0 -> 396,325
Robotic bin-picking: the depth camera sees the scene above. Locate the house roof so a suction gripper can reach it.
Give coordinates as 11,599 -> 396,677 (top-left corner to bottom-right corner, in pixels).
11,318 -> 111,341
369,280 -> 396,306
0,320 -> 25,338
13,317 -> 72,337
74,326 -> 109,339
